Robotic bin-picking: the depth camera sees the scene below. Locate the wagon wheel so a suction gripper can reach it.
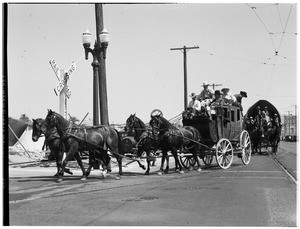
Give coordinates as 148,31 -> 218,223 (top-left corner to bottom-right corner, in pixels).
179,155 -> 196,169
202,154 -> 213,166
215,138 -> 233,169
240,130 -> 252,165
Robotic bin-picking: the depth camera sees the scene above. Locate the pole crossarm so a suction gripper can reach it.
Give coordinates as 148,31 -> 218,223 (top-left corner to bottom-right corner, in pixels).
170,46 -> 199,51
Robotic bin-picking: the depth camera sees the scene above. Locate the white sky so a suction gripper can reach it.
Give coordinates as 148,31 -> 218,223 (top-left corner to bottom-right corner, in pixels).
7,2 -> 297,124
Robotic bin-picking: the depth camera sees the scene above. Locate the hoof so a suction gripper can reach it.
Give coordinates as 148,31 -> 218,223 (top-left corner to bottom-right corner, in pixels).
157,171 -> 163,176
102,171 -> 107,178
188,167 -> 193,171
197,168 -> 202,172
81,176 -> 87,181
179,170 -> 184,174
115,175 -> 121,180
57,178 -> 63,183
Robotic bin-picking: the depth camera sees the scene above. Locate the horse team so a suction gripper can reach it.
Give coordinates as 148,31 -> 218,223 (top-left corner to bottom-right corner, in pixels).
32,109 -> 203,182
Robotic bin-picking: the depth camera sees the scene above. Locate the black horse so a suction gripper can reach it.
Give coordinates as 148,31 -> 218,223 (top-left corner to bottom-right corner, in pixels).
43,109 -> 123,182
125,114 -> 160,175
265,122 -> 282,154
32,118 -> 76,176
149,110 -> 202,174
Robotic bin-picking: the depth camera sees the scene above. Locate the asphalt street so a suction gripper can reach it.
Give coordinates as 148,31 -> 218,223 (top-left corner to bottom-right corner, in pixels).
8,143 -> 297,226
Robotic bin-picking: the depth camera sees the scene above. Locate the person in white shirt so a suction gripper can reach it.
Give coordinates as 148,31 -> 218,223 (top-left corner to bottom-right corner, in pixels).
221,86 -> 236,104
188,92 -> 201,115
197,81 -> 214,107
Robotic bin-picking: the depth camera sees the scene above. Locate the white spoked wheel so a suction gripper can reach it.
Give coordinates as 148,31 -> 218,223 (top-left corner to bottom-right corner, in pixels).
215,138 -> 233,169
240,130 -> 252,165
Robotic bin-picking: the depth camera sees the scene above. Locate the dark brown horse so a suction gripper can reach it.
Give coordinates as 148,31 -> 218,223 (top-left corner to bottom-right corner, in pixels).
125,114 -> 160,175
44,109 -> 123,182
32,118 -> 77,176
149,110 -> 202,174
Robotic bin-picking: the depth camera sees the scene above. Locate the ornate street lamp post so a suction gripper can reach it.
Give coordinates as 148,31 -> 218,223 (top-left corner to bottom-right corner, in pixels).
82,27 -> 110,125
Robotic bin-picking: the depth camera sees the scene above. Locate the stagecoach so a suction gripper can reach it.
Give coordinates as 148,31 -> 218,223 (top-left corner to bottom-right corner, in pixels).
181,104 -> 252,169
244,100 -> 281,154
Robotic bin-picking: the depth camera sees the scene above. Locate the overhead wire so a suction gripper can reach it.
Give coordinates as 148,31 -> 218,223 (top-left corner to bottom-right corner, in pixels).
246,3 -> 295,99
224,55 -> 276,83
276,4 -> 284,31
277,4 -> 293,53
246,3 -> 277,53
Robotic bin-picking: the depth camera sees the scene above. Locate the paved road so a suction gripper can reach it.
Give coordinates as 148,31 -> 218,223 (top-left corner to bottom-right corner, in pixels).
9,146 -> 297,226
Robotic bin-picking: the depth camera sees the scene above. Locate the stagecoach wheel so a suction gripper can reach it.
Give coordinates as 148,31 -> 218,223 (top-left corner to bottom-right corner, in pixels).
215,138 -> 233,169
240,130 -> 252,165
179,155 -> 196,169
202,154 -> 213,166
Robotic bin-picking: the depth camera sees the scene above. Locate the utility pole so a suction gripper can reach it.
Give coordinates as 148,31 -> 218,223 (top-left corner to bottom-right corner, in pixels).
293,105 -> 297,137
170,45 -> 199,110
288,111 -> 291,135
95,4 -> 109,125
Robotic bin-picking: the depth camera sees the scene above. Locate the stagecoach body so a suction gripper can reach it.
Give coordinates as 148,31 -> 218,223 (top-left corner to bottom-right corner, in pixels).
182,104 -> 252,169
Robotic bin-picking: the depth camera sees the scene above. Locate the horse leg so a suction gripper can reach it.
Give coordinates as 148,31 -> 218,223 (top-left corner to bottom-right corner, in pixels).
57,146 -> 77,182
85,151 -> 97,177
73,152 -> 87,181
54,149 -> 60,177
144,150 -> 151,175
158,151 -> 166,175
114,155 -> 122,180
193,147 -> 202,172
171,149 -> 183,174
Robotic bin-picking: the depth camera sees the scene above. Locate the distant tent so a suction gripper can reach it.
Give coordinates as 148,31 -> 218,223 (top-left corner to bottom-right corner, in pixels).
11,126 -> 45,153
8,119 -> 28,146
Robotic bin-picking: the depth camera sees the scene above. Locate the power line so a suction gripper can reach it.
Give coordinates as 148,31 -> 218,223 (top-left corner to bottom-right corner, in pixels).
196,51 -> 271,65
225,55 -> 276,83
277,4 -> 293,53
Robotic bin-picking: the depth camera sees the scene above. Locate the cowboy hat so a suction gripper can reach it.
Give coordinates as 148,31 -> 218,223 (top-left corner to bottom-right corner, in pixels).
240,91 -> 247,98
221,86 -> 230,92
202,81 -> 209,86
190,92 -> 197,98
214,90 -> 222,95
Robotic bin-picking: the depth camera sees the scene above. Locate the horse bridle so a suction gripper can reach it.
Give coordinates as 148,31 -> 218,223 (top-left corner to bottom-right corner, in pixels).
34,120 -> 47,138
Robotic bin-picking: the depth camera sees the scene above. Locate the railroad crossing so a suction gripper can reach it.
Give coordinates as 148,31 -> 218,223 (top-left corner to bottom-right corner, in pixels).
49,58 -> 76,118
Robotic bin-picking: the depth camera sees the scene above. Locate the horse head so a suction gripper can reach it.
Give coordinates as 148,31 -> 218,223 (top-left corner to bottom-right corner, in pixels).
150,109 -> 166,138
44,109 -> 58,130
44,109 -> 70,135
32,118 -> 47,142
125,113 -> 136,133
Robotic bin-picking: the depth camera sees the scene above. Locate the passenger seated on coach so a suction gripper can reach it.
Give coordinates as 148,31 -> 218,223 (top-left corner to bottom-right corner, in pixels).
197,81 -> 214,108
221,86 -> 236,105
187,92 -> 201,116
210,90 -> 224,117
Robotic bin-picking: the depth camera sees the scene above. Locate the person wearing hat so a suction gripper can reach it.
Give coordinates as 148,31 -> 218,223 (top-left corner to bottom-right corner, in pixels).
234,91 -> 248,113
221,86 -> 236,104
262,106 -> 271,127
210,90 -> 224,117
187,92 -> 201,116
210,90 -> 223,107
197,81 -> 214,107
